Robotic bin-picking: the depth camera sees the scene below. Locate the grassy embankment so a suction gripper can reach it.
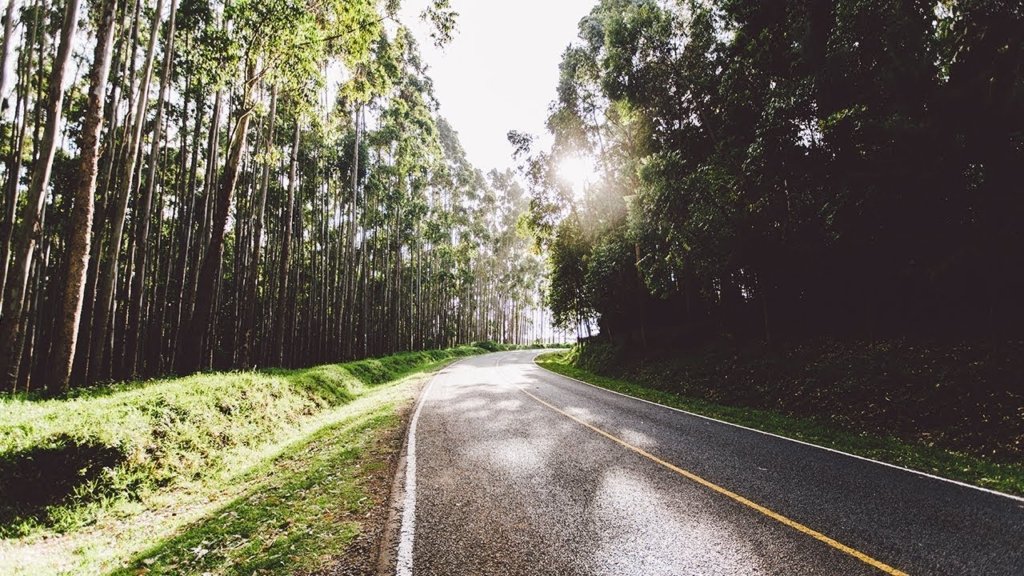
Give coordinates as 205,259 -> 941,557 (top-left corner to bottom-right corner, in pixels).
0,346 -> 487,575
536,343 -> 1024,497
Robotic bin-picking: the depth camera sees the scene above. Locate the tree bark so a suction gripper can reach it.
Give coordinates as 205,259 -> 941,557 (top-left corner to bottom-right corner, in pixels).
0,0 -> 80,392
50,0 -> 119,392
241,84 -> 275,365
0,5 -> 39,308
272,120 -> 300,366
175,104 -> 252,375
125,0 -> 176,377
88,0 -> 163,383
0,0 -> 18,112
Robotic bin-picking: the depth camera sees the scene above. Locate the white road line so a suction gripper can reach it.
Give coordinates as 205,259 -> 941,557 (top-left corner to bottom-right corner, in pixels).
396,368 -> 445,576
531,354 -> 1024,504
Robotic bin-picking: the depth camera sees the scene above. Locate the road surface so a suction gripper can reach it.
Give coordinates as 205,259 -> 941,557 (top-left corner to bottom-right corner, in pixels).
395,350 -> 1024,575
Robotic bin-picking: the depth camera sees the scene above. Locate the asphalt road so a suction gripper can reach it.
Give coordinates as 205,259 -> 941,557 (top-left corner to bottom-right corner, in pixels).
399,350 -> 1024,575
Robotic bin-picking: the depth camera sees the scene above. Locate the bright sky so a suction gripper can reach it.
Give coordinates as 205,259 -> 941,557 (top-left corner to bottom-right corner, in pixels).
400,0 -> 597,172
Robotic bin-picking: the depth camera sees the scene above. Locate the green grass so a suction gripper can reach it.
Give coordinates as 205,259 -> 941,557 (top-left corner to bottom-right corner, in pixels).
110,381 -> 413,576
0,347 -> 483,575
535,351 -> 1024,497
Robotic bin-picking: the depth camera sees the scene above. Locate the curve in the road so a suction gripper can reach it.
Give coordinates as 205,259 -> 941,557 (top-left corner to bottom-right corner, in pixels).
394,351 -> 1024,576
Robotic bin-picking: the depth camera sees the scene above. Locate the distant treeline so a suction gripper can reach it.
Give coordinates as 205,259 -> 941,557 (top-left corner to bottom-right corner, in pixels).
521,0 -> 1023,345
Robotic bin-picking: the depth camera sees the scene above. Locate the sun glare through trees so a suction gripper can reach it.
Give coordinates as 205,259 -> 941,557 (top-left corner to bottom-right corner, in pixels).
556,154 -> 597,201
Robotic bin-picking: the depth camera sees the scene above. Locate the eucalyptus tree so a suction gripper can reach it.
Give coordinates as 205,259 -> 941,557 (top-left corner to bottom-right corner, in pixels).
50,0 -> 119,392
175,0 -> 387,374
124,0 -> 176,377
271,117 -> 301,365
0,0 -> 18,105
0,0 -> 80,391
87,0 -> 165,383
0,0 -> 551,394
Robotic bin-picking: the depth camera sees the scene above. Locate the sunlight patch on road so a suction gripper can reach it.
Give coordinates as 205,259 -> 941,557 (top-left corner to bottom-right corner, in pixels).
614,428 -> 659,451
591,468 -> 761,576
520,388 -> 909,576
465,437 -> 549,477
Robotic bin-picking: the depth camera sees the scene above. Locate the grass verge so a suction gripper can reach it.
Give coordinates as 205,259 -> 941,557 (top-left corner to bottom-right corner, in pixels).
110,377 -> 415,576
0,349 -> 478,575
535,351 -> 1024,497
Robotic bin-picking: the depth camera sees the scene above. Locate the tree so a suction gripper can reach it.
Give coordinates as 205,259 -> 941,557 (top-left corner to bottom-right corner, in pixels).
0,0 -> 80,392
50,0 -> 120,392
525,0 -> 1024,347
0,0 -> 553,394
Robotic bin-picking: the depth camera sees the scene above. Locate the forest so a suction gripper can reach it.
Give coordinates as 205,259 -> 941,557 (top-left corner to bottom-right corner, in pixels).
0,0 -> 547,394
523,0 -> 1023,347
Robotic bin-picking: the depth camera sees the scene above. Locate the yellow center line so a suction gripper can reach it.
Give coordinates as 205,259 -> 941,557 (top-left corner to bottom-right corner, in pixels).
519,388 -> 908,576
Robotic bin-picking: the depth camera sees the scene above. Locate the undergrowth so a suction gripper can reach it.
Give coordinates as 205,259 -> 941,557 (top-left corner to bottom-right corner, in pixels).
569,339 -> 1024,461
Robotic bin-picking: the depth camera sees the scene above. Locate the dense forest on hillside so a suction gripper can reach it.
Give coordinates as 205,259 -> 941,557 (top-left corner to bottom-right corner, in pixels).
0,0 -> 547,394
522,0 -> 1023,346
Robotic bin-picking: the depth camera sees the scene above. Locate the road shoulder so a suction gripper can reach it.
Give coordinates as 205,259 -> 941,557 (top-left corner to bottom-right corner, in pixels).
534,351 -> 1024,500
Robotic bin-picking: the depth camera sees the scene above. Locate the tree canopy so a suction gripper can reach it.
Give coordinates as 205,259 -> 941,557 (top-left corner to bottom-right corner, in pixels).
523,0 -> 1024,345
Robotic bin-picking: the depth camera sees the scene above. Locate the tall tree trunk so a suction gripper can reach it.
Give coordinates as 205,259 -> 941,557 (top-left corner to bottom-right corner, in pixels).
125,0 -> 176,377
0,0 -> 18,112
0,5 -> 39,307
241,84 -> 275,365
88,0 -> 163,383
343,105 -> 361,359
169,92 -> 202,362
178,86 -> 221,348
272,121 -> 300,366
50,0 -> 118,392
72,0 -> 135,383
175,102 -> 252,375
0,0 -> 79,392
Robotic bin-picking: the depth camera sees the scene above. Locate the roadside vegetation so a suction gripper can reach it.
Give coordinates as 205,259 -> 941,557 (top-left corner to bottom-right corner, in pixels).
521,0 -> 1024,348
0,0 -> 550,399
519,0 -> 1023,499
536,347 -> 1024,498
0,346 -> 483,575
111,383 -> 412,576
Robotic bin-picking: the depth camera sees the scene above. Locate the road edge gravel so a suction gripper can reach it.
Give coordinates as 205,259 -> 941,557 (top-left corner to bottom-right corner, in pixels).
375,399 -> 414,576
376,359 -> 467,575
